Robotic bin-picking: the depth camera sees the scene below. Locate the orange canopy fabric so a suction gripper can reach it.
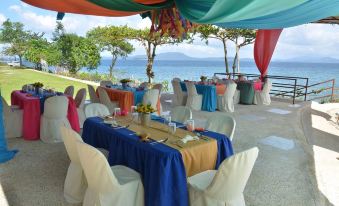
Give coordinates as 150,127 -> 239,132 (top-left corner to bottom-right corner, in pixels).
133,0 -> 168,5
22,0 -> 139,17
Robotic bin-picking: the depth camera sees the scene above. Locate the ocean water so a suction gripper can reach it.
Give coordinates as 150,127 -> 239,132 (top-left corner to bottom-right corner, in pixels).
92,59 -> 339,88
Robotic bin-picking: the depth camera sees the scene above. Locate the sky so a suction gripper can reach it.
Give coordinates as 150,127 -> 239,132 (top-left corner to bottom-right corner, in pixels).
1,0 -> 339,60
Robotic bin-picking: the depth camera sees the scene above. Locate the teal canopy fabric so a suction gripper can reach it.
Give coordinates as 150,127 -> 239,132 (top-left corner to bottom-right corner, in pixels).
174,0 -> 339,28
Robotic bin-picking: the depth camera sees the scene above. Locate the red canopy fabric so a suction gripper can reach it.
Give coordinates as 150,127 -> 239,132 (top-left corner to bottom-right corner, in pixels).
254,29 -> 283,79
22,0 -> 139,17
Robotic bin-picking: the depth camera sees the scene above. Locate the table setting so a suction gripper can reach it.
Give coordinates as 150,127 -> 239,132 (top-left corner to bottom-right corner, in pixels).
82,104 -> 234,206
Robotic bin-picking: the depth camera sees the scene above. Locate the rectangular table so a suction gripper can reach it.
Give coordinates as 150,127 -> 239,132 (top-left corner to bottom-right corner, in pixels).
11,90 -> 80,140
180,82 -> 225,112
82,117 -> 233,206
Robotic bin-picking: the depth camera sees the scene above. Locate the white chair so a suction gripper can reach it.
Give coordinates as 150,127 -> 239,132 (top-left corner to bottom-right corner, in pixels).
170,106 -> 192,124
100,80 -> 113,87
97,87 -> 118,115
40,96 -> 71,143
64,86 -> 74,97
75,88 -> 87,128
60,126 -> 87,204
185,82 -> 203,111
152,84 -> 163,94
234,89 -> 241,104
205,114 -> 236,141
142,89 -> 159,109
1,97 -> 23,138
172,77 -> 181,82
254,79 -> 272,105
188,147 -> 259,206
87,85 -> 100,103
171,80 -> 187,106
76,141 -> 144,206
217,81 -> 237,112
84,103 -> 110,118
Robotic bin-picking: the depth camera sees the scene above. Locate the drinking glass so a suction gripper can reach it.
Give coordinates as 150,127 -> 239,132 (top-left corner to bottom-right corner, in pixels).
168,122 -> 176,135
131,106 -> 138,120
186,119 -> 195,132
165,115 -> 171,124
114,108 -> 121,119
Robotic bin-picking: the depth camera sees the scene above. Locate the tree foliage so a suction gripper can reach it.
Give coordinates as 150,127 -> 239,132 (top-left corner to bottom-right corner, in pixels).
130,29 -> 182,83
87,25 -> 134,79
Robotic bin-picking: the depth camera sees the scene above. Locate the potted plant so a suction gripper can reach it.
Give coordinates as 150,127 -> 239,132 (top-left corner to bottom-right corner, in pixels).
200,76 -> 207,84
32,82 -> 44,95
136,103 -> 156,127
120,79 -> 131,89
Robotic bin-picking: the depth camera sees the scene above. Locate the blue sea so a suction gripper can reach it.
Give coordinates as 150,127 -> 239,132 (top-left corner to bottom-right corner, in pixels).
92,59 -> 339,88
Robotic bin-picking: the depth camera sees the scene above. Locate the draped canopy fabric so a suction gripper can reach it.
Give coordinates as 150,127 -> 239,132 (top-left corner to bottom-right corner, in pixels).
254,29 -> 283,79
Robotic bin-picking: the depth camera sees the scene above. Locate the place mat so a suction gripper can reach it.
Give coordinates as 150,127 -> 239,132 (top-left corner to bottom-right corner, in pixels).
115,116 -> 218,176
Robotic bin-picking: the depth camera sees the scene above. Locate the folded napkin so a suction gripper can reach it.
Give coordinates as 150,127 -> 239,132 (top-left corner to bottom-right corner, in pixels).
180,135 -> 199,144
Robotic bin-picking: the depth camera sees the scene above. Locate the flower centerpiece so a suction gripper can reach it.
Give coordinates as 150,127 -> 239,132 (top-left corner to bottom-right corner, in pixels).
120,78 -> 131,89
136,103 -> 156,127
200,75 -> 207,84
32,82 -> 44,94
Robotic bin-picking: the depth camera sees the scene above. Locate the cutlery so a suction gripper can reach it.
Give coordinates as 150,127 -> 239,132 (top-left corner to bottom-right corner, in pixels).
113,125 -> 130,129
150,138 -> 169,145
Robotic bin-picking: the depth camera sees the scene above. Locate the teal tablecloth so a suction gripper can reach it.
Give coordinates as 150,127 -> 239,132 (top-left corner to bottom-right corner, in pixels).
180,82 -> 216,112
237,82 -> 255,104
0,94 -> 18,163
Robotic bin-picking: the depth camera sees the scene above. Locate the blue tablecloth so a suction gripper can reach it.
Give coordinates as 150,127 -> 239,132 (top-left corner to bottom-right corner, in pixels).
180,82 -> 217,112
108,85 -> 145,105
82,117 -> 233,206
0,94 -> 18,163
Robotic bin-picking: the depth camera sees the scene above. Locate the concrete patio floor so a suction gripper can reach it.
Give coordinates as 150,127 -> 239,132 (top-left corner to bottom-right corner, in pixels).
0,94 -> 338,206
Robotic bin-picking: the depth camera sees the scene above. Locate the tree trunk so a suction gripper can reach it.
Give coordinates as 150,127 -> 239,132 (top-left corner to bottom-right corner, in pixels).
232,39 -> 239,74
109,55 -> 118,79
146,43 -> 156,83
236,46 -> 240,73
222,40 -> 229,74
19,55 -> 22,67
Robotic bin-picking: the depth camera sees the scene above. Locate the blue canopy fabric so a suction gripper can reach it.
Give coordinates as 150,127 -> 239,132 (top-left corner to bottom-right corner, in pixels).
0,94 -> 18,164
175,0 -> 339,29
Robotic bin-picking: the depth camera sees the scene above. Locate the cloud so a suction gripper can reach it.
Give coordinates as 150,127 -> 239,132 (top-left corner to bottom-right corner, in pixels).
0,13 -> 6,25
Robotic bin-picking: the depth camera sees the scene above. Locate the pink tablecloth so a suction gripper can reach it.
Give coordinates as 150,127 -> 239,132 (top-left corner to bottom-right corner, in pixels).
11,91 -> 80,140
253,81 -> 263,91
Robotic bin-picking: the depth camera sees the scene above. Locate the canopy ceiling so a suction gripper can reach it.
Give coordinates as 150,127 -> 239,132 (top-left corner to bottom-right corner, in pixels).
22,0 -> 339,29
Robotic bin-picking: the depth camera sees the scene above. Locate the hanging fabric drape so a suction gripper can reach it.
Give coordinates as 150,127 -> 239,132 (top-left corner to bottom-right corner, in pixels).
0,94 -> 18,164
254,29 -> 282,80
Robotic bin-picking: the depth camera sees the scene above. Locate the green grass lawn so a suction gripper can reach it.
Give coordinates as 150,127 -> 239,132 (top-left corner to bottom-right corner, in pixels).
0,66 -> 91,103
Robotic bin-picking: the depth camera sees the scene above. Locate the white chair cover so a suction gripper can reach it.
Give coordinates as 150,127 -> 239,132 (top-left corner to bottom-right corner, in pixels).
76,141 -> 144,206
152,84 -> 163,94
205,114 -> 236,141
217,81 -> 237,112
142,89 -> 159,109
75,88 -> 87,128
254,79 -> 272,105
233,89 -> 240,104
40,96 -> 71,143
60,126 -> 87,204
87,85 -> 100,103
97,87 -> 118,115
188,147 -> 259,206
170,106 -> 192,124
185,82 -> 203,111
1,97 -> 23,138
171,80 -> 187,106
64,86 -> 74,97
100,80 -> 113,87
84,103 -> 110,118
172,77 -> 181,82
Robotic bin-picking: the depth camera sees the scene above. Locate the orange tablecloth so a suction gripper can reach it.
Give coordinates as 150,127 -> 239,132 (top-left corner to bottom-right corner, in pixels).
98,87 -> 134,113
216,84 -> 226,95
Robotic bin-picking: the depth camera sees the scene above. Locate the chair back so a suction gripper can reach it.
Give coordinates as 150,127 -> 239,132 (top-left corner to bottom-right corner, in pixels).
60,126 -> 83,163
205,114 -> 236,141
64,86 -> 74,97
77,141 -> 118,192
85,103 -> 110,118
205,147 -> 259,201
224,81 -> 237,99
262,79 -> 272,94
100,80 -> 113,87
185,81 -> 198,96
87,85 -> 100,103
1,97 -> 11,115
172,78 -> 181,82
152,84 -> 163,94
97,88 -> 112,108
142,89 -> 159,109
74,88 -> 86,108
44,96 -> 69,119
172,80 -> 184,96
171,106 -> 192,124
